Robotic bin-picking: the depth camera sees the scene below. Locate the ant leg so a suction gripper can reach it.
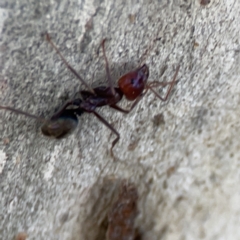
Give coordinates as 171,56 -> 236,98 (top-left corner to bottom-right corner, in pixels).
92,110 -> 119,159
0,105 -> 46,122
50,101 -> 73,119
109,104 -> 130,114
101,39 -> 116,96
148,65 -> 180,101
45,33 -> 95,94
50,96 -> 83,119
110,89 -> 148,114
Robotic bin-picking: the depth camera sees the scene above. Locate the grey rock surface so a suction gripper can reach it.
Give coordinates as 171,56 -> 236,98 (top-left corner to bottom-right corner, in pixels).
0,0 -> 239,239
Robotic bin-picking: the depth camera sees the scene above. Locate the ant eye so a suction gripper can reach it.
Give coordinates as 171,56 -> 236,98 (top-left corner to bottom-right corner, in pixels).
130,79 -> 134,84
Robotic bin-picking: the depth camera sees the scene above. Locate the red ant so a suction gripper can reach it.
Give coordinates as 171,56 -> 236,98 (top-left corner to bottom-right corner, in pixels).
106,181 -> 139,240
0,33 -> 180,158
200,0 -> 211,5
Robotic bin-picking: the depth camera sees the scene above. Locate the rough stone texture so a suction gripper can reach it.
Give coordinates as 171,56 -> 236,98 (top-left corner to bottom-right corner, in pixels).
0,0 -> 239,239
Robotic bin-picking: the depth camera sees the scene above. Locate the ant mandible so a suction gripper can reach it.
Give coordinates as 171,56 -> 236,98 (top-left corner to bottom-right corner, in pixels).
0,33 -> 180,158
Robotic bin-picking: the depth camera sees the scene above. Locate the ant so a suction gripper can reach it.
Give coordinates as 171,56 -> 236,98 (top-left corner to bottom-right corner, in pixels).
106,180 -> 139,240
0,33 -> 180,158
200,0 -> 210,5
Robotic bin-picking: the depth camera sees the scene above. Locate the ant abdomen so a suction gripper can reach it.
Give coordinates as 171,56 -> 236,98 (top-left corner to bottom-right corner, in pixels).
118,64 -> 149,101
41,109 -> 81,139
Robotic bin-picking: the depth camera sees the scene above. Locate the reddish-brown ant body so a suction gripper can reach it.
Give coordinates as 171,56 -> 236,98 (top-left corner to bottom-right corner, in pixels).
200,0 -> 210,5
0,33 -> 180,157
106,181 -> 139,240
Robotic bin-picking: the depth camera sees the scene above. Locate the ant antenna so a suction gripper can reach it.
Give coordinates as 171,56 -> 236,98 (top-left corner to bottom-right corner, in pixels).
148,65 -> 180,101
45,33 -> 95,95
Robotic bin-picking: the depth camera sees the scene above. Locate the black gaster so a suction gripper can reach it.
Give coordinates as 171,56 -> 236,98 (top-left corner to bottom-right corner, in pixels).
41,108 -> 83,138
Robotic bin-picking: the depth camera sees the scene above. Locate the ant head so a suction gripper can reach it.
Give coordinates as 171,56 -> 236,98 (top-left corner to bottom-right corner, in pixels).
118,64 -> 149,101
41,109 -> 79,138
